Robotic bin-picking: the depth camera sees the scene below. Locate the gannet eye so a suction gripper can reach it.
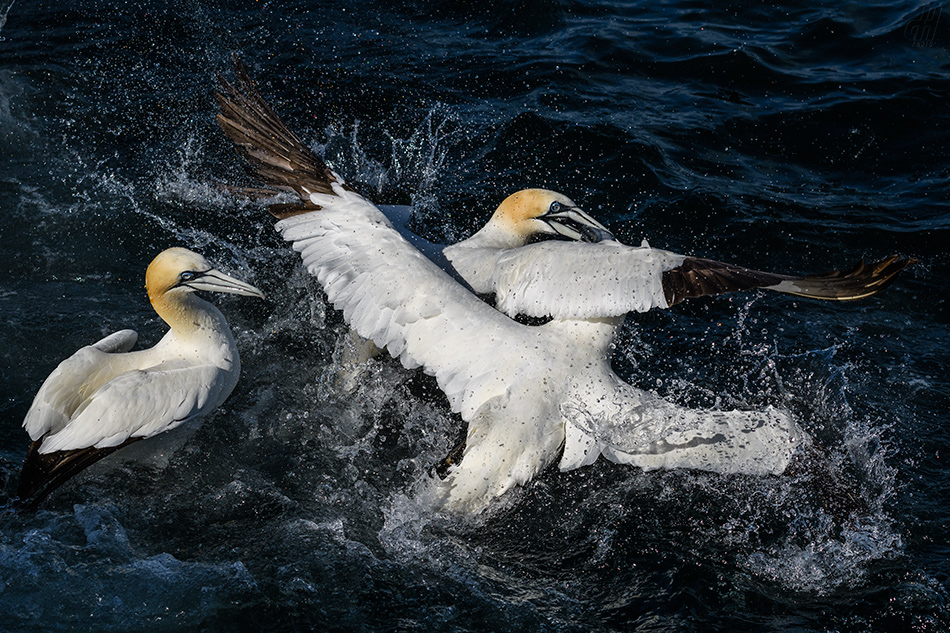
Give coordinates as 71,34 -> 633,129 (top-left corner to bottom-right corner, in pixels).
180,271 -> 197,282
549,201 -> 562,214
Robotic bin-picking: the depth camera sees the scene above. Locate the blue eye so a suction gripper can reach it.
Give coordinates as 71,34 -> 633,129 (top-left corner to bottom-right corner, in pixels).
549,201 -> 562,213
180,271 -> 197,282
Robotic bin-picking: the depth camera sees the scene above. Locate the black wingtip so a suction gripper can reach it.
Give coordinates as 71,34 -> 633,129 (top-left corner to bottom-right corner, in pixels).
663,254 -> 915,307
781,254 -> 915,301
215,55 -> 341,214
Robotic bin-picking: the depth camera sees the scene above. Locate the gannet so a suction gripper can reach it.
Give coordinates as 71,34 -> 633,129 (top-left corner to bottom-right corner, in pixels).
17,247 -> 264,506
215,60 -> 911,513
443,189 -> 910,320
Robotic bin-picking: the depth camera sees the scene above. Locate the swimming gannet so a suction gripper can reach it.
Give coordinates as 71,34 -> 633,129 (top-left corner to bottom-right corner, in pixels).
215,60 -> 911,513
17,247 -> 263,506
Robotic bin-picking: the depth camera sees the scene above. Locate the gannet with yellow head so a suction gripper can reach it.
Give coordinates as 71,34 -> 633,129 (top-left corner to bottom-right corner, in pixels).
17,247 -> 263,506
462,189 -> 613,247
442,189 -> 613,292
443,191 -> 910,320
215,59 -> 912,513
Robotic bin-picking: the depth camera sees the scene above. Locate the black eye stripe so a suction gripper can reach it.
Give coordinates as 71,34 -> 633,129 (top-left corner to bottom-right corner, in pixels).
179,270 -> 206,285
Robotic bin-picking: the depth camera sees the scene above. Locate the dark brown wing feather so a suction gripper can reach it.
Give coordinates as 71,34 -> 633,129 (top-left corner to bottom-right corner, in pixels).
218,58 -> 915,306
663,254 -> 914,307
16,437 -> 141,510
215,56 -> 347,219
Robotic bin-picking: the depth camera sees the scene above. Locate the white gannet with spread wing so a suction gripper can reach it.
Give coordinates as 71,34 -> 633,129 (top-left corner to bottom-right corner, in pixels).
17,247 -> 263,507
215,60 -> 911,513
443,189 -> 911,320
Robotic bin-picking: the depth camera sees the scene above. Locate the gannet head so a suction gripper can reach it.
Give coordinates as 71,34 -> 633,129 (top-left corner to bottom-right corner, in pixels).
488,189 -> 615,246
146,247 -> 264,304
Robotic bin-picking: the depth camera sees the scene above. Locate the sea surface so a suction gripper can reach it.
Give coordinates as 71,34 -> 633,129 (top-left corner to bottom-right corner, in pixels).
0,1 -> 947,631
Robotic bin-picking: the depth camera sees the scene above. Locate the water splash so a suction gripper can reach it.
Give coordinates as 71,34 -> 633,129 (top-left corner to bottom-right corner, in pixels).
153,134 -> 237,212
0,1 -> 14,41
0,504 -> 260,630
743,515 -> 904,596
316,104 -> 468,242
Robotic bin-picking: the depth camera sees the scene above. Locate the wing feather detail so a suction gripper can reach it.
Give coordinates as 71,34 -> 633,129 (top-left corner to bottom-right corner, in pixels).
215,56 -> 344,216
22,329 -> 139,441
484,240 -> 685,319
19,360 -> 231,506
663,254 -> 914,306
36,364 -> 226,453
275,184 -> 529,421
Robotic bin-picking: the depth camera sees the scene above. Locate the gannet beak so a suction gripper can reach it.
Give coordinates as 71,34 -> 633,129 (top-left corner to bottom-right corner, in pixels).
183,269 -> 265,298
542,205 -> 615,243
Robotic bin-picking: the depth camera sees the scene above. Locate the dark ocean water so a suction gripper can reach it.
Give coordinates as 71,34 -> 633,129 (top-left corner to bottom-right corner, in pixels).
0,1 -> 948,631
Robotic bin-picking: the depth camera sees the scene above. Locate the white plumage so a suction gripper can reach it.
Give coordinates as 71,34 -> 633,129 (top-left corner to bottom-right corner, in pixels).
215,60 -> 910,513
274,184 -> 805,511
454,238 -> 683,319
18,247 -> 263,505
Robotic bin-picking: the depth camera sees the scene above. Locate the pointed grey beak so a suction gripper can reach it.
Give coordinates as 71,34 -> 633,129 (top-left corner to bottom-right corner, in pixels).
543,205 -> 615,243
184,268 -> 264,298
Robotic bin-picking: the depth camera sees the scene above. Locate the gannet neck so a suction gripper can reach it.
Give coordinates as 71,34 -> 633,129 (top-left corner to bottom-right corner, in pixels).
461,219 -> 525,249
150,290 -> 231,340
145,247 -> 261,340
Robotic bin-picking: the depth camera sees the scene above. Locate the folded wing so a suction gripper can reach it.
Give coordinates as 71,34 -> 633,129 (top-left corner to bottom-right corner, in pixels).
19,355 -> 225,507
22,329 -> 139,442
36,364 -> 226,453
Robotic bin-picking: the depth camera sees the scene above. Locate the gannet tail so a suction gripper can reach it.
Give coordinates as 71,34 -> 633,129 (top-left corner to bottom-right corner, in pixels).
663,254 -> 914,306
215,56 -> 344,219
16,437 -> 142,509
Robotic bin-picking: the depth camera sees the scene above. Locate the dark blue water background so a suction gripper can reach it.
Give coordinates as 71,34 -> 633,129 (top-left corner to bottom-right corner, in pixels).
0,1 -> 947,631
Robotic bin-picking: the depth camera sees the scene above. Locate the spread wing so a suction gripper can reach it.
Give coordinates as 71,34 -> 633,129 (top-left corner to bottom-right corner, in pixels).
277,183 -> 541,423
483,241 -> 913,319
217,58 -> 912,323
215,58 -> 543,424
488,240 -> 684,318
